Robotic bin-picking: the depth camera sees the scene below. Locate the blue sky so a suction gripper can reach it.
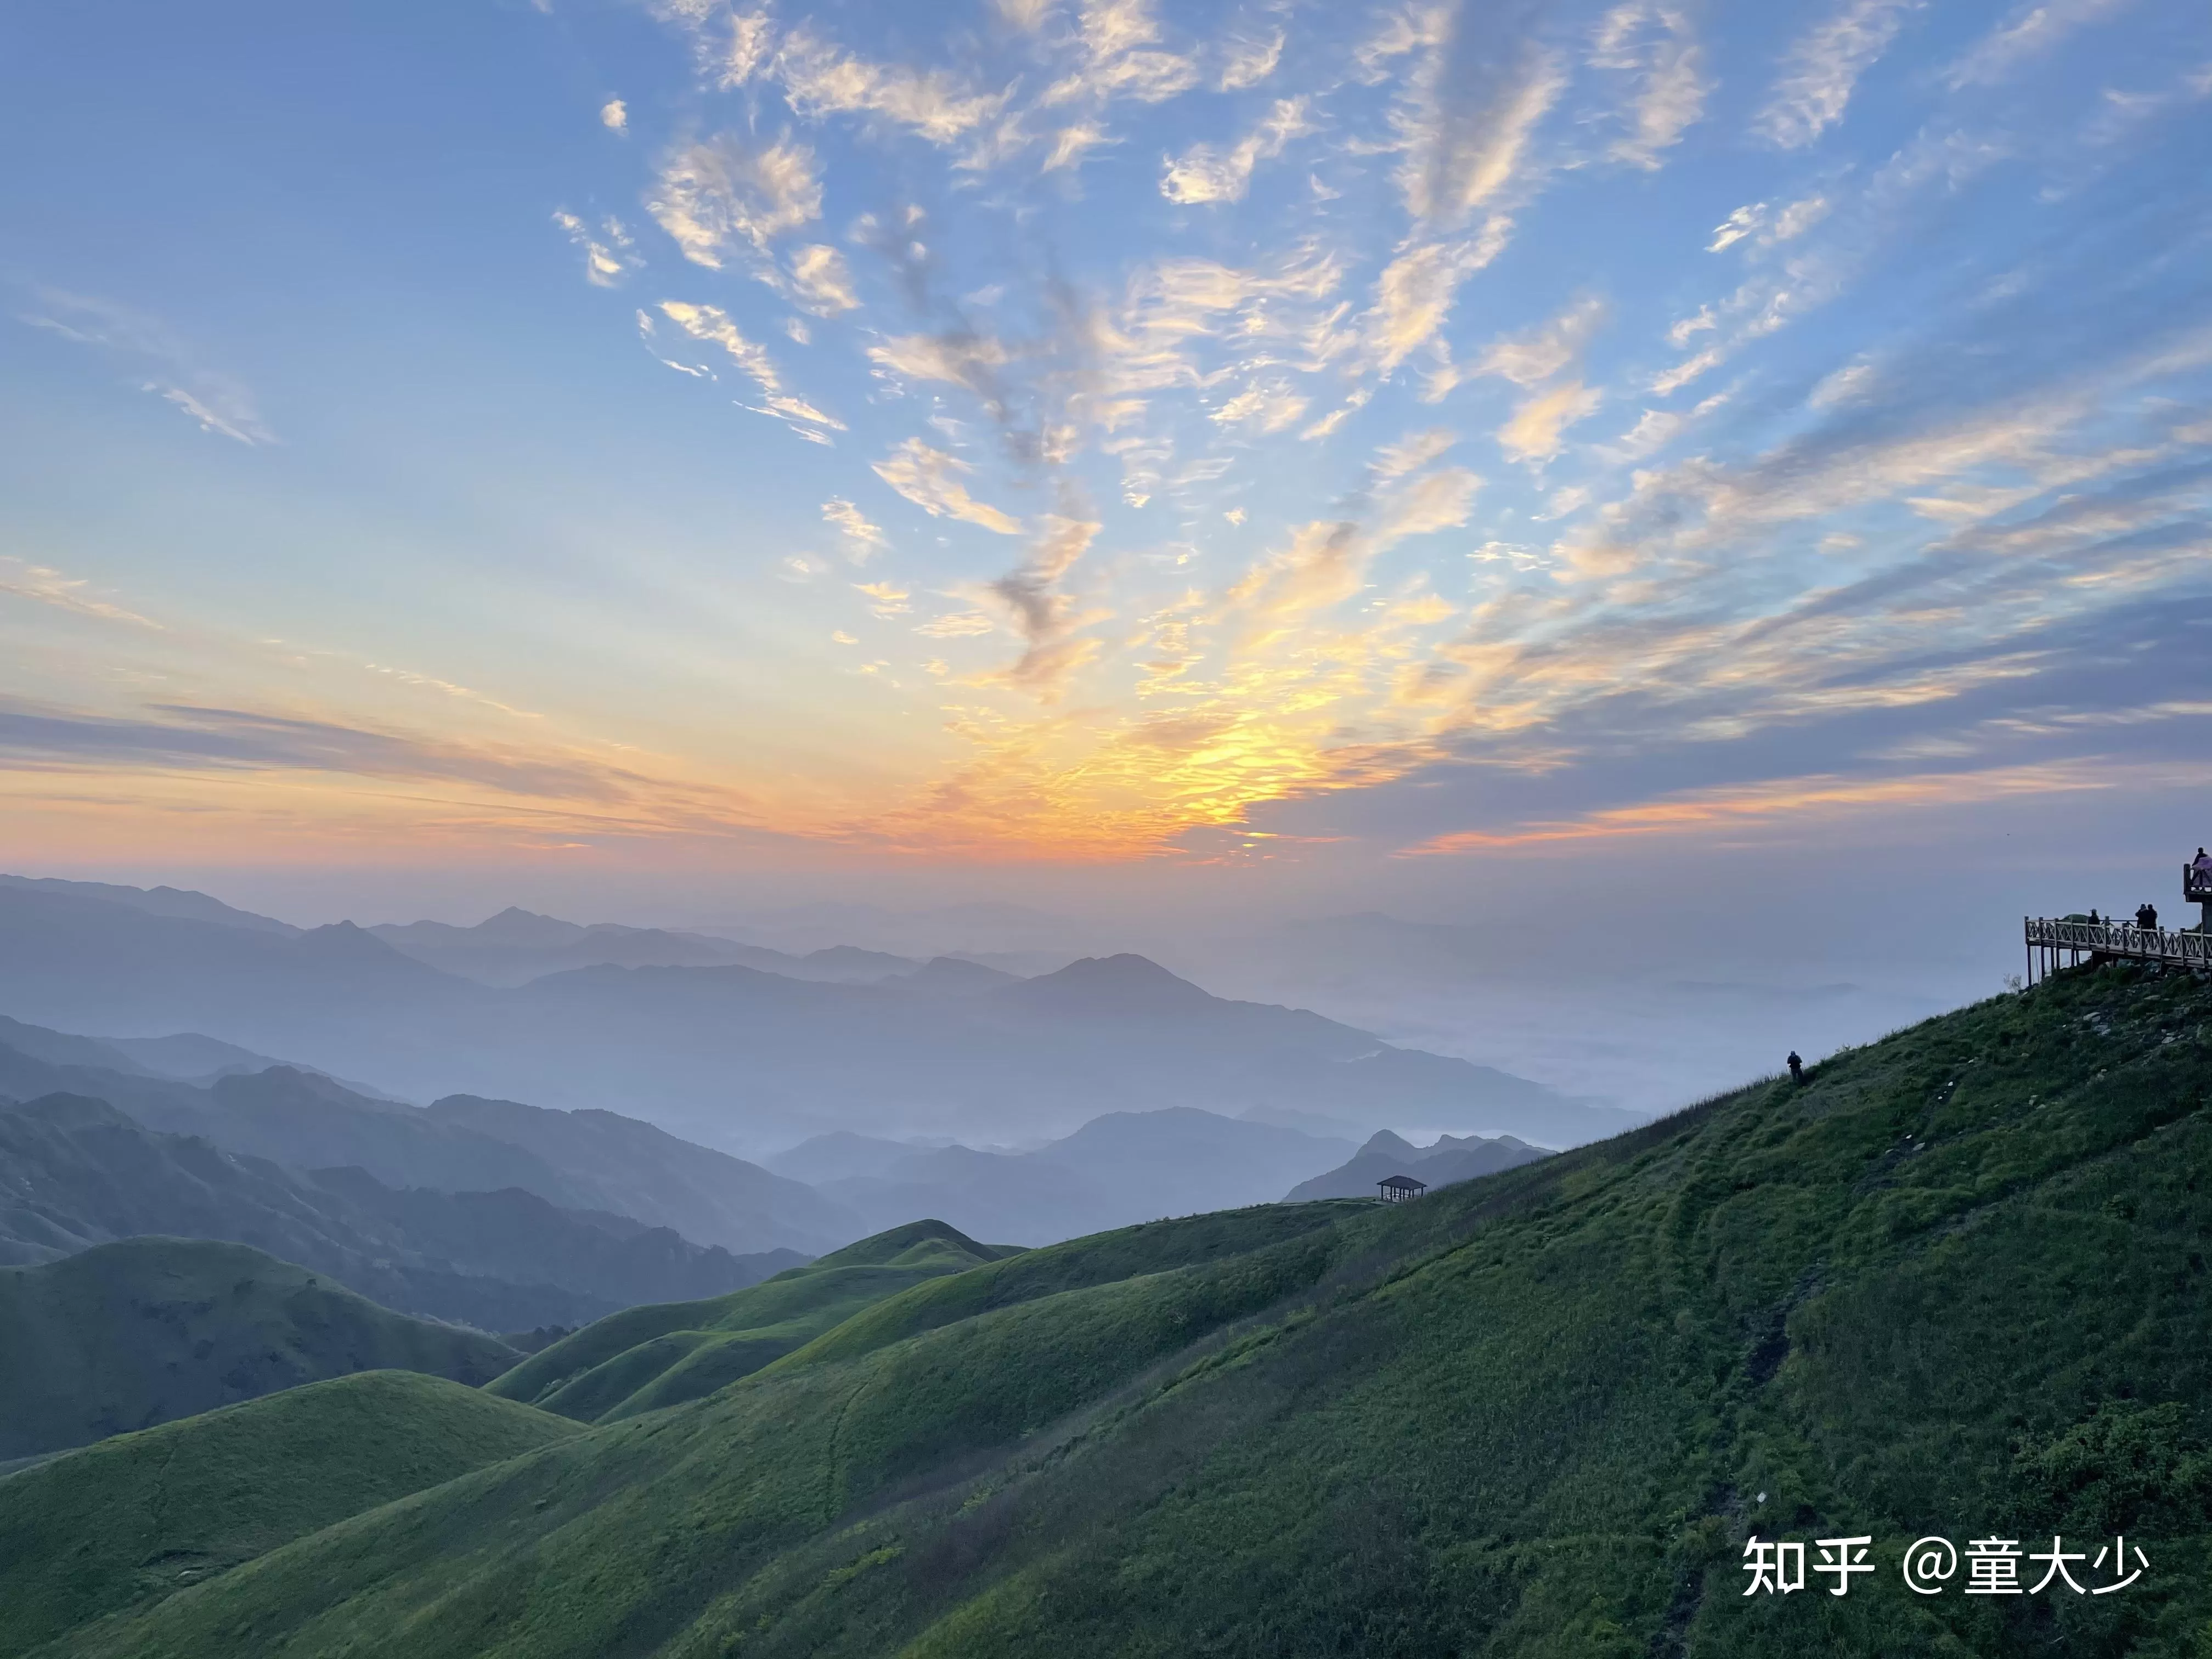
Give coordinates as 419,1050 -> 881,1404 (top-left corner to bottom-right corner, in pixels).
1,0 -> 2208,928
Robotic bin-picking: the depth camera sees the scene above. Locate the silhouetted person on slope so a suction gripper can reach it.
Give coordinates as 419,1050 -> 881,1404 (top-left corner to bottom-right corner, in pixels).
1787,1052 -> 1804,1085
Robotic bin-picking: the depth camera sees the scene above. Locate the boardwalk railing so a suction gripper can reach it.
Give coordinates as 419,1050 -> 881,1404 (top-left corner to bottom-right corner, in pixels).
2024,916 -> 2212,983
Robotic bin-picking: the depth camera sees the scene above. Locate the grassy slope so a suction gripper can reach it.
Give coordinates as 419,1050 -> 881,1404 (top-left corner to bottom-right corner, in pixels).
0,1372 -> 577,1658
0,1238 -> 520,1459
42,966 -> 2212,1659
485,1220 -> 1017,1422
776,1200 -> 1354,1375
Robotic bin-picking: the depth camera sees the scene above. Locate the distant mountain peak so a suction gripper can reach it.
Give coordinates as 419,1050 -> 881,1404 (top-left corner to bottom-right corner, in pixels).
1028,953 -> 1205,995
996,952 -> 1218,1018
298,920 -> 413,958
904,956 -> 1018,990
472,907 -> 589,946
486,906 -> 558,926
1358,1130 -> 1420,1160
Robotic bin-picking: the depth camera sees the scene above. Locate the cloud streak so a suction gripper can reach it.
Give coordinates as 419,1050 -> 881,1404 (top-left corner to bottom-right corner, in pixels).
656,301 -> 845,439
872,439 -> 1025,534
1755,0 -> 1918,149
23,290 -> 273,445
1590,3 -> 1712,170
0,698 -> 644,801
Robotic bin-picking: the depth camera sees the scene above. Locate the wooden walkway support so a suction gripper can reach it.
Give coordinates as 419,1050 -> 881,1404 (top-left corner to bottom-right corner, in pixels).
2025,916 -> 2212,984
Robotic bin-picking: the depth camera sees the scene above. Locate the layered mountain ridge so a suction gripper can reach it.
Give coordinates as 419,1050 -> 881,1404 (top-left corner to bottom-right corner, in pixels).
0,1090 -> 802,1329
0,878 -> 1633,1151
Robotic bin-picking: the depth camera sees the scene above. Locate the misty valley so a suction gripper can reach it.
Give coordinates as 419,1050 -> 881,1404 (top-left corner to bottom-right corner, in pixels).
5,870 -> 2212,1658
0,874 -> 1582,1468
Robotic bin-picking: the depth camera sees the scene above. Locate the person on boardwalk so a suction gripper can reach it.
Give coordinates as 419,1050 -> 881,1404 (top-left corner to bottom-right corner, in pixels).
1787,1051 -> 1804,1085
2136,902 -> 2159,930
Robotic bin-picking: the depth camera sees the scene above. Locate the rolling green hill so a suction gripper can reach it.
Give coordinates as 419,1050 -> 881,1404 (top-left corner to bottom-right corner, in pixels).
0,1370 -> 577,1658
0,1237 -> 519,1459
486,1219 -> 1020,1421
21,964 -> 2212,1658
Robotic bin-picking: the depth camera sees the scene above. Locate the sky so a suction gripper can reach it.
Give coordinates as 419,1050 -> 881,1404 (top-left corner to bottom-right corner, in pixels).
2,0 -> 2209,1088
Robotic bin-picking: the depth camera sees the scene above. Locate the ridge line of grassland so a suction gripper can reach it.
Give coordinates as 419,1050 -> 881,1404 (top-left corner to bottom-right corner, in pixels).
748,1206 -> 1356,1399
140,1436 -> 180,1558
746,1222 -> 1384,1548
802,1173 -> 1735,1651
969,1069 -> 1853,1493
893,1135 -> 1720,1513
1069,1011 -> 2209,1501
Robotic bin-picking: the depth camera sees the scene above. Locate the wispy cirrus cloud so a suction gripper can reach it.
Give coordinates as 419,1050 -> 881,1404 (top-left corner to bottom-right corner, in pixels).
1372,428 -> 1459,481
21,289 -> 273,445
1754,0 -> 1919,149
1498,380 -> 1602,463
1401,757 -> 2212,853
0,697 -> 639,800
776,26 -> 1012,141
1589,2 -> 1712,170
1396,40 -> 1563,224
787,244 -> 860,314
1043,0 -> 1200,108
872,438 -> 1025,533
0,557 -> 163,629
822,497 -> 890,561
552,211 -> 642,286
1945,0 -> 2135,89
1367,225 -> 1512,377
1428,295 -> 1609,463
1471,296 -> 1609,388
1160,96 -> 1311,204
653,300 -> 845,440
866,330 -> 1013,399
1217,27 -> 1285,91
467,0 -> 2212,866
646,133 -> 822,268
854,579 -> 912,617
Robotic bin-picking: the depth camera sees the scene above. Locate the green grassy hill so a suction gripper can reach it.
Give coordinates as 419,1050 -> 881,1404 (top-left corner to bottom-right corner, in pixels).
0,1370 -> 577,1658
0,1237 -> 519,1458
22,965 -> 2212,1658
485,1219 -> 1018,1421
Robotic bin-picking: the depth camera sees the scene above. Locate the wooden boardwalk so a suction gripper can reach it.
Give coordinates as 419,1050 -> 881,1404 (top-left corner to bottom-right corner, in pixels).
2025,916 -> 2212,984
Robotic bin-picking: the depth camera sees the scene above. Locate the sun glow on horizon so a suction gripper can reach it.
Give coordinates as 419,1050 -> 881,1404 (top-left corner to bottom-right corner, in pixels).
2,1 -> 2208,874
